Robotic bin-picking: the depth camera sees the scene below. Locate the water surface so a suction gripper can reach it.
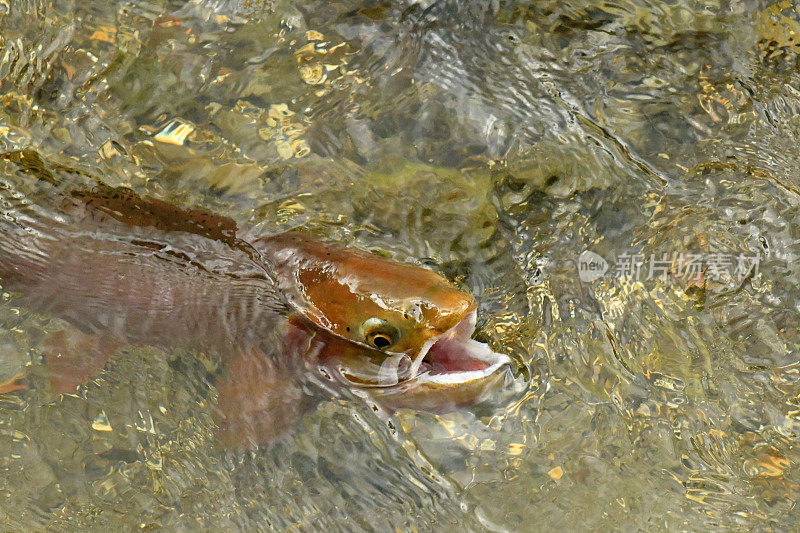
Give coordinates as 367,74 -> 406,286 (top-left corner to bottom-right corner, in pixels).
1,0 -> 800,530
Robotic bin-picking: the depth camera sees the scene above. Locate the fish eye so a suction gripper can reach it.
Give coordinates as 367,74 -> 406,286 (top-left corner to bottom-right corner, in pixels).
361,318 -> 398,350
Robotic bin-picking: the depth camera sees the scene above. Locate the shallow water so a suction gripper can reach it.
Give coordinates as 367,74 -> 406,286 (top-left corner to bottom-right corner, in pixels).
1,0 -> 800,530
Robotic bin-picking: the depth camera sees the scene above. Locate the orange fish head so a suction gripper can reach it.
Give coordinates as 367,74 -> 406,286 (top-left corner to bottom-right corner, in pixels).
259,232 -> 514,411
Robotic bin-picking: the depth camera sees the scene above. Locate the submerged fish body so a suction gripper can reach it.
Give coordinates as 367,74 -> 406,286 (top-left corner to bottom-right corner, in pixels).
0,159 -> 513,443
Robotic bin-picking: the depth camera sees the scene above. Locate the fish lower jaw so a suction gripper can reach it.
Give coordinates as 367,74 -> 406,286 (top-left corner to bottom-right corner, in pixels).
415,329 -> 513,385
413,354 -> 511,386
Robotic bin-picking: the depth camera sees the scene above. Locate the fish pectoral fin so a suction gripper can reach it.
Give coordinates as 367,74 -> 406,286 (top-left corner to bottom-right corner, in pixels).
214,346 -> 306,447
0,373 -> 27,395
43,328 -> 123,394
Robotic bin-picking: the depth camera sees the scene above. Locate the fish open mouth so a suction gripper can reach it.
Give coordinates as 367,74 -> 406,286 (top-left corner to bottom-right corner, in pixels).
378,310 -> 511,387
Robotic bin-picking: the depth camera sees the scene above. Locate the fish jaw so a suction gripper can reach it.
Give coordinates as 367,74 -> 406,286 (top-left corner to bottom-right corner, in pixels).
366,354 -> 512,413
382,310 -> 509,383
369,311 -> 514,412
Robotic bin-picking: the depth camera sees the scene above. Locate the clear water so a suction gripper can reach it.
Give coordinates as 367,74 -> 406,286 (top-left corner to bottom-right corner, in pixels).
1,0 -> 800,530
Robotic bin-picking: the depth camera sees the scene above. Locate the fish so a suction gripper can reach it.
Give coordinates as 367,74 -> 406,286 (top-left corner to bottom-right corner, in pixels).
0,151 -> 514,444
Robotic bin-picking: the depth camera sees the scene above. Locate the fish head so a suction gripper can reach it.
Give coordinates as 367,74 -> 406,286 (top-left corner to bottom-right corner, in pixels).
260,233 -> 514,411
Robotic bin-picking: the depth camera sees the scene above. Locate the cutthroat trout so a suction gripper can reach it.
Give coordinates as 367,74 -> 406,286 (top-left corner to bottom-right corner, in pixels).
0,151 -> 513,444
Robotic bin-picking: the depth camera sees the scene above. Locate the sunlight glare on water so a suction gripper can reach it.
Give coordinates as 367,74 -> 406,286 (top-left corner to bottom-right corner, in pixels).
1,0 -> 800,530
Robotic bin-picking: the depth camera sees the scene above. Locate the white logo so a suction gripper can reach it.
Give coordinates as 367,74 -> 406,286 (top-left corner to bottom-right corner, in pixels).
578,250 -> 608,282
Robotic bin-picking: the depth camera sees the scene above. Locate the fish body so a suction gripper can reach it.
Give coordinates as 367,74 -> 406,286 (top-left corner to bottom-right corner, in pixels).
0,184 -> 279,354
0,156 -> 512,443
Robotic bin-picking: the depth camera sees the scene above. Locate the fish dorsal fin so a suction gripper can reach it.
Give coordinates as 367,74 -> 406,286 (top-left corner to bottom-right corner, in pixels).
71,183 -> 240,245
